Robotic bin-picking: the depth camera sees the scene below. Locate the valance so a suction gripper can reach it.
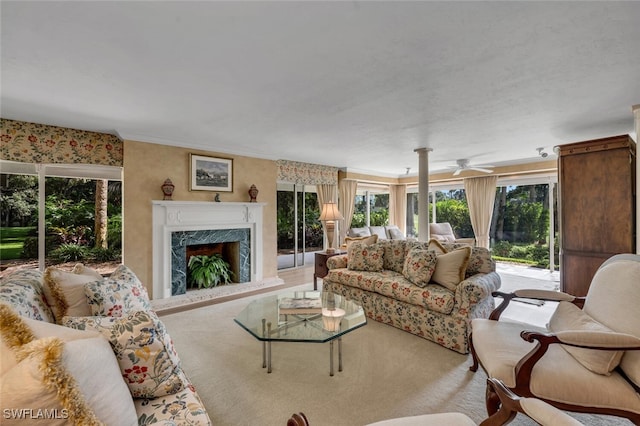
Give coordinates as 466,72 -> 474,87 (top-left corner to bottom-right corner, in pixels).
0,119 -> 123,167
276,159 -> 338,185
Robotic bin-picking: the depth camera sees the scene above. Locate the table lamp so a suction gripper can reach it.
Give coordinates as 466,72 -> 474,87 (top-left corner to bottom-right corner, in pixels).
319,201 -> 343,254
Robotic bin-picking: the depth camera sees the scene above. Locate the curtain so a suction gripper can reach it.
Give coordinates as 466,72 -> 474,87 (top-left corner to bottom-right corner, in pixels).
338,179 -> 358,244
389,184 -> 407,234
317,184 -> 338,249
464,176 -> 498,248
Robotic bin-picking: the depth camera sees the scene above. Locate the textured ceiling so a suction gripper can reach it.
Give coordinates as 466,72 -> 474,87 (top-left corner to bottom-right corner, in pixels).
1,1 -> 639,176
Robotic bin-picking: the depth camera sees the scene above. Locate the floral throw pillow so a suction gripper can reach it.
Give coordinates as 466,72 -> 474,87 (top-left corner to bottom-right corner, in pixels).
347,242 -> 384,272
84,266 -> 151,317
62,310 -> 186,398
402,248 -> 437,288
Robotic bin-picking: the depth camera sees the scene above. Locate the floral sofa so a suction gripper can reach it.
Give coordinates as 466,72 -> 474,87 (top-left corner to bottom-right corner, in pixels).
323,239 -> 500,354
0,266 -> 211,425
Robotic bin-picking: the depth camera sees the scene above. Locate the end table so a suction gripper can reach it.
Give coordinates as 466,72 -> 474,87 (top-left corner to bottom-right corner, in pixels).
314,251 -> 345,290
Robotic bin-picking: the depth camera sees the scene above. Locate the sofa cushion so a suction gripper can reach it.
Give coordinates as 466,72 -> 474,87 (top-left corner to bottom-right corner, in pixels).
0,304 -> 103,375
432,247 -> 472,291
548,301 -> 624,375
0,304 -> 137,425
369,226 -> 388,240
84,265 -> 152,316
63,310 -> 186,398
427,239 -> 447,255
325,269 -> 455,315
379,239 -> 407,273
344,234 -> 378,248
0,269 -> 55,322
347,242 -> 384,272
403,248 -> 437,288
43,264 -> 104,322
385,225 -> 405,240
133,379 -> 211,426
349,227 -> 372,237
440,244 -> 495,277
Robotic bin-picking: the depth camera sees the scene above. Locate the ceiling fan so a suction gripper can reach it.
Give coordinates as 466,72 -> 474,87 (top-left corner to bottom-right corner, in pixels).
449,159 -> 494,176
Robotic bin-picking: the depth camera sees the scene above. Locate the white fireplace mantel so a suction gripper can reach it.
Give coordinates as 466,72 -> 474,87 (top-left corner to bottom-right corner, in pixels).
151,201 -> 266,299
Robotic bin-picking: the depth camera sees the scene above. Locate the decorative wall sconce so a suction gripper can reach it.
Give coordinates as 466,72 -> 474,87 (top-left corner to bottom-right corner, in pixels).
537,147 -> 549,158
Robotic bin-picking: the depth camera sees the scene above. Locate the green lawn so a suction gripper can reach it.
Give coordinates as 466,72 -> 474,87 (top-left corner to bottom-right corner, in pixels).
0,227 -> 34,260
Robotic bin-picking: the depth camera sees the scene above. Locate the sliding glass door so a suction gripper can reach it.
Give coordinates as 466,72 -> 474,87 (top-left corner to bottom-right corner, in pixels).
276,183 -> 321,270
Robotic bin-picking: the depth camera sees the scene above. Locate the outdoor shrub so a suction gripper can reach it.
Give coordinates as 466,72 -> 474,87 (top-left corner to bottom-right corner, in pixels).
509,245 -> 529,259
90,247 -> 120,262
491,241 -> 512,257
21,236 -> 57,259
50,243 -> 88,262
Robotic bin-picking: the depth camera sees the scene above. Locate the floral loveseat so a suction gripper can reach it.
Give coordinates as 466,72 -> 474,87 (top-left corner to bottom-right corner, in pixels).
0,266 -> 211,425
322,240 -> 500,354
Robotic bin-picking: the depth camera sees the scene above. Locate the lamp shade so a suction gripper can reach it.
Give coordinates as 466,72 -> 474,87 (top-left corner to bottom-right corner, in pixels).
319,202 -> 343,222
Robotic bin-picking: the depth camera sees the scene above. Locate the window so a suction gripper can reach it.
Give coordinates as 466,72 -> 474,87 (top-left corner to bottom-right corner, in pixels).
0,160 -> 122,274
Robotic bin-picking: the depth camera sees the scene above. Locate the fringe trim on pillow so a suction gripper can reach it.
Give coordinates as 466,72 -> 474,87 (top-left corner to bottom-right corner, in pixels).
44,268 -> 70,322
457,246 -> 472,281
0,303 -> 35,349
16,337 -> 104,426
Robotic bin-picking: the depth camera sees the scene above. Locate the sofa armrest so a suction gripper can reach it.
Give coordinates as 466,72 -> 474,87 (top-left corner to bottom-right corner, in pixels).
454,272 -> 501,313
327,255 -> 348,270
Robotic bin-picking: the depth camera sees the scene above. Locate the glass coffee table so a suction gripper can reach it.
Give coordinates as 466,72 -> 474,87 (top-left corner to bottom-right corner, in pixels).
234,291 -> 366,376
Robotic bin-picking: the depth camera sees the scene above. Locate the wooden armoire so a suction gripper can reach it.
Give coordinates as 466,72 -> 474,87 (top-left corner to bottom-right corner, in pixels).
557,134 -> 636,297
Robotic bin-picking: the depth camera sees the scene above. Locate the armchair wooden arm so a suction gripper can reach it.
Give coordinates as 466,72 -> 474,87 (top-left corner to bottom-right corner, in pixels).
480,378 -> 584,426
489,290 -> 585,321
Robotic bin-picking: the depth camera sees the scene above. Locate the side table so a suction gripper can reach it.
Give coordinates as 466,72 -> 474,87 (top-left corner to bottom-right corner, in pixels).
314,251 -> 345,290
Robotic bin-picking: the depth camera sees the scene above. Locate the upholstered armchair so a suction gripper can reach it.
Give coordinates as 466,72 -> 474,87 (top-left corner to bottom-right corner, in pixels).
469,254 -> 640,423
288,378 -> 585,425
429,222 -> 475,245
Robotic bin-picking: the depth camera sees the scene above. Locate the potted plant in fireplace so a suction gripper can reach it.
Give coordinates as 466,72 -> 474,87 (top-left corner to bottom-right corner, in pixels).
187,254 -> 234,288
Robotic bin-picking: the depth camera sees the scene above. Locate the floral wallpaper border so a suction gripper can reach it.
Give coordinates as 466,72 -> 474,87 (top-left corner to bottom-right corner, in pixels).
1,119 -> 123,167
276,159 -> 338,185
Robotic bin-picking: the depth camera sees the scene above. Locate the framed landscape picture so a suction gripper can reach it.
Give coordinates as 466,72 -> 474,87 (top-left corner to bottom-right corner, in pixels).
190,154 -> 233,192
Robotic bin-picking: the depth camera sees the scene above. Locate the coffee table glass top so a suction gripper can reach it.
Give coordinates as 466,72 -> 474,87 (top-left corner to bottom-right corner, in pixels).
234,291 -> 366,343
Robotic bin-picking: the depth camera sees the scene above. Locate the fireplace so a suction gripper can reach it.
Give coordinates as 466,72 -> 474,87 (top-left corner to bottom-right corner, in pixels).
152,201 -> 265,299
171,228 -> 250,295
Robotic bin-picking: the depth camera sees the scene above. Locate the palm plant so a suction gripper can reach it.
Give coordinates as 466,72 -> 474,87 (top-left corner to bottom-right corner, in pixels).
187,254 -> 234,288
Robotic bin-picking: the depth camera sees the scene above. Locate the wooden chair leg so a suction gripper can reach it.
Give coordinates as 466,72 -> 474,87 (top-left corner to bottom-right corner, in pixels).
485,380 -> 502,416
469,332 -> 479,372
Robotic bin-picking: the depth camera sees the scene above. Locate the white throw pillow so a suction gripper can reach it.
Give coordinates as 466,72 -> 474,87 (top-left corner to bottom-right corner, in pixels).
548,301 -> 624,375
0,304 -> 137,425
43,264 -> 104,322
431,247 -> 471,291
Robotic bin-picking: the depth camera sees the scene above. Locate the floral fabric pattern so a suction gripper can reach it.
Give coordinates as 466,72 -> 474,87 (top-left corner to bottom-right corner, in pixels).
326,269 -> 454,315
347,243 -> 384,272
379,239 -> 407,273
276,159 -> 338,185
135,382 -> 211,426
402,248 -> 437,287
62,311 -> 187,398
1,119 -> 123,166
324,272 -> 500,354
325,242 -> 500,353
0,269 -> 54,322
85,265 -> 151,316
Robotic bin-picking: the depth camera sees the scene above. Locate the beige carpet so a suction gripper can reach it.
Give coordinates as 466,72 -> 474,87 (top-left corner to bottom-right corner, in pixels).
160,284 -> 628,426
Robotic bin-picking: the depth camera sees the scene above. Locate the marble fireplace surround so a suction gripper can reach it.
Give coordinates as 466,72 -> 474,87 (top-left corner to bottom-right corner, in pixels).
152,201 -> 268,300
